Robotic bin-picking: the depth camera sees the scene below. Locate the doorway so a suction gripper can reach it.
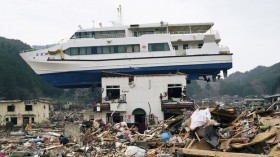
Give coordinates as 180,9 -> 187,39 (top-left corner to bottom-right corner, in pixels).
132,108 -> 146,133
23,117 -> 30,126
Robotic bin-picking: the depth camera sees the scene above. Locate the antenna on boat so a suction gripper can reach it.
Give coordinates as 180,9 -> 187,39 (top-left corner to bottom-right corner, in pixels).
117,5 -> 122,25
78,25 -> 83,29
92,20 -> 95,28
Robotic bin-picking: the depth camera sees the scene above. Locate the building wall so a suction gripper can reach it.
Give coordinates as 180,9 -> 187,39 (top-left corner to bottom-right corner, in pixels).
92,74 -> 186,123
0,100 -> 50,126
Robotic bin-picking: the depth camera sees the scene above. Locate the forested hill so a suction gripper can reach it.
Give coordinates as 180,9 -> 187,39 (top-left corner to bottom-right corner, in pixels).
187,62 -> 280,98
219,63 -> 280,96
0,37 -> 62,100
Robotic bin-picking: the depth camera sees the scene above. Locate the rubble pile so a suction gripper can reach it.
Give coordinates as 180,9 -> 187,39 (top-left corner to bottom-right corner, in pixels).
2,105 -> 280,156
49,111 -> 83,123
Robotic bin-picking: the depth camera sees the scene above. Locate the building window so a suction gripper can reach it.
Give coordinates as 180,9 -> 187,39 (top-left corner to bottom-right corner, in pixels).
31,117 -> 35,123
148,43 -> 170,52
25,105 -> 33,111
167,84 -> 182,100
106,113 -> 123,123
198,43 -> 203,48
106,85 -> 120,100
173,45 -> 178,50
7,105 -> 15,112
183,44 -> 188,49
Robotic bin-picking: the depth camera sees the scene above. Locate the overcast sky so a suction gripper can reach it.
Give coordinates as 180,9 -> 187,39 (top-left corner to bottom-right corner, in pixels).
0,0 -> 279,74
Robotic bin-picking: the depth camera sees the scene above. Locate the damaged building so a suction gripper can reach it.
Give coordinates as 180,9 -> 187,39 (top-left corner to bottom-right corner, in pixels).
0,99 -> 50,126
84,72 -> 194,131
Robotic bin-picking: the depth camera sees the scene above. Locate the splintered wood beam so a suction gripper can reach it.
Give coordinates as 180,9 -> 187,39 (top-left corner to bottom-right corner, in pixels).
177,148 -> 272,157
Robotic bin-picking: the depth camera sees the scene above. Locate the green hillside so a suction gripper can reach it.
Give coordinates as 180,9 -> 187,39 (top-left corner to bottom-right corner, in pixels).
220,63 -> 280,96
187,63 -> 280,98
0,37 -> 63,100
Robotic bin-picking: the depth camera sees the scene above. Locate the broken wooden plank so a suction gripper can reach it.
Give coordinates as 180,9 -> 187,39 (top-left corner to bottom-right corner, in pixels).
269,143 -> 280,157
177,148 -> 272,157
219,138 -> 248,143
191,139 -> 213,150
231,132 -> 275,149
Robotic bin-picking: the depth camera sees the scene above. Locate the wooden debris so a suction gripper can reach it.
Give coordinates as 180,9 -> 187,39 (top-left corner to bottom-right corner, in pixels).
231,132 -> 276,149
177,148 -> 272,157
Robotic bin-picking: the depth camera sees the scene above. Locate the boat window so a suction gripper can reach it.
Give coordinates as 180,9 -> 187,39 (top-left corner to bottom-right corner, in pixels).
95,31 -> 101,39
133,45 -> 140,52
64,44 -> 141,56
198,43 -> 203,48
80,32 -> 86,38
103,46 -> 110,54
65,48 -> 70,55
183,44 -> 188,50
80,48 -> 87,55
90,47 -> 97,54
148,43 -> 170,52
139,31 -> 154,36
86,32 -> 94,38
97,47 -> 102,54
71,30 -> 125,39
115,45 -> 126,53
71,48 -> 79,55
127,45 -> 133,52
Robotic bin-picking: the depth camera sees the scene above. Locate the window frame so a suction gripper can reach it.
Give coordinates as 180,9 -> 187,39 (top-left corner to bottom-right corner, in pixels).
25,105 -> 33,111
7,105 -> 15,112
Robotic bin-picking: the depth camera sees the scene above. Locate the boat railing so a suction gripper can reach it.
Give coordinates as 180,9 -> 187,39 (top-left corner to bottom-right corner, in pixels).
152,30 -> 218,35
170,30 -> 218,35
20,43 -> 60,53
20,49 -> 38,53
72,33 -> 126,39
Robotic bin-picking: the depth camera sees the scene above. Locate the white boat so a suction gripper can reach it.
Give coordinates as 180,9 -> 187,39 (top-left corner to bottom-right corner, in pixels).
20,21 -> 232,88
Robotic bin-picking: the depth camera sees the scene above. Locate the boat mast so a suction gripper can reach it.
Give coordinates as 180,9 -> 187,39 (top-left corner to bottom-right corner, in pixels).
117,5 -> 122,25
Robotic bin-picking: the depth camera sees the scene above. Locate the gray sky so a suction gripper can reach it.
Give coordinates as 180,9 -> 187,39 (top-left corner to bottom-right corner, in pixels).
0,0 -> 279,74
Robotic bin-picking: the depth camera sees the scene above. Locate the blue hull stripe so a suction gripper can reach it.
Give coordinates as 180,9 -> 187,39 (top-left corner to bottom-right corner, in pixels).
40,63 -> 232,88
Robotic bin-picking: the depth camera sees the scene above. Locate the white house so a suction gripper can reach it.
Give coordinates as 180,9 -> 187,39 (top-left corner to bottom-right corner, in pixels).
0,99 -> 50,126
84,73 -> 194,131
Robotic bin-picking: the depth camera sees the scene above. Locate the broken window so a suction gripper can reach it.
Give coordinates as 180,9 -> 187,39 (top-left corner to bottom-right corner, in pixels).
167,84 -> 182,100
106,113 -> 123,123
7,105 -> 15,112
106,85 -> 120,100
25,105 -> 33,111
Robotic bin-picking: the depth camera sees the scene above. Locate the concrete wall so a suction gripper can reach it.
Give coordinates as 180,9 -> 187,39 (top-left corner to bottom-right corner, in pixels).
0,100 -> 50,126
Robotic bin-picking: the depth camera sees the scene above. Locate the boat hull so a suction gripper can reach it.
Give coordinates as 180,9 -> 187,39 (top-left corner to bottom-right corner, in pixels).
21,53 -> 232,88
39,62 -> 232,88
